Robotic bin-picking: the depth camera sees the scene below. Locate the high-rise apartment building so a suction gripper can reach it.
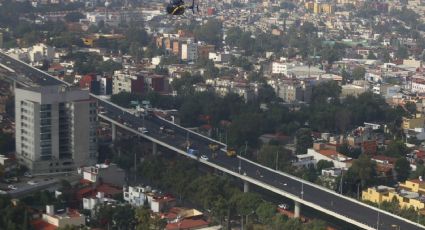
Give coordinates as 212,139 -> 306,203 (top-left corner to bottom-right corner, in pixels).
15,85 -> 97,174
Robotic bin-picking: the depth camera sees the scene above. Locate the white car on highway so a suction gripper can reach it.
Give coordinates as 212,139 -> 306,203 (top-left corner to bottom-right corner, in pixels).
138,127 -> 148,134
27,180 -> 38,185
8,185 -> 17,190
200,155 -> 209,161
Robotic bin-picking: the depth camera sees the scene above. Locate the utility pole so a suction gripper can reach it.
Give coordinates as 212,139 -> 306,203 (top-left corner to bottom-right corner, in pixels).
134,152 -> 137,182
340,171 -> 344,195
357,183 -> 360,200
275,151 -> 279,171
301,182 -> 304,199
244,141 -> 248,156
377,203 -> 381,230
225,130 -> 228,146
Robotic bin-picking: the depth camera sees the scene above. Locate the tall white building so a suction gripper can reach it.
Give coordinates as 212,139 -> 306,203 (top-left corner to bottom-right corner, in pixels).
15,85 -> 97,174
271,61 -> 289,75
181,42 -> 198,61
28,43 -> 55,63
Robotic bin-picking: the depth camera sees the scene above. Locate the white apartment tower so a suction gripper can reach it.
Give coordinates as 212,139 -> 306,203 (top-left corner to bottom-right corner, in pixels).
15,85 -> 98,174
181,42 -> 198,61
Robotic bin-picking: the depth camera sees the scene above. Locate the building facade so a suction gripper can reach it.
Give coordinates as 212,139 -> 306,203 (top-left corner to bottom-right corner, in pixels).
15,85 -> 97,173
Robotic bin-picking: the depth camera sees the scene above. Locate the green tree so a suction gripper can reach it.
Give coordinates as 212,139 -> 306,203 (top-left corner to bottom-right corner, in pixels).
64,12 -> 84,22
257,144 -> 292,170
395,45 -> 409,60
0,132 -> 15,153
228,112 -> 263,148
112,205 -> 135,229
337,143 -> 361,158
295,128 -> 313,154
394,157 -> 411,182
135,206 -> 151,230
303,219 -> 327,230
405,101 -> 417,114
367,51 -> 377,59
316,160 -> 334,173
194,19 -> 222,47
352,66 -> 366,80
272,214 -> 289,230
232,192 -> 262,226
384,140 -> 409,158
350,153 -> 376,187
256,201 -> 276,224
283,218 -> 303,230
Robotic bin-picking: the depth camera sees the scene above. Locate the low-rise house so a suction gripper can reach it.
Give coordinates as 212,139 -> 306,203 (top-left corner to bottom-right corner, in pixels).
123,185 -> 176,212
371,155 -> 396,177
163,207 -> 209,230
79,163 -> 125,187
318,167 -> 343,190
76,183 -> 122,201
362,185 -> 425,211
83,191 -> 117,212
291,154 -> 316,168
307,148 -> 352,169
32,205 -> 85,230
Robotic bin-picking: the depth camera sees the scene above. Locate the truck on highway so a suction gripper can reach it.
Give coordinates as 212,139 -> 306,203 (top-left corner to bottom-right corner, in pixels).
208,143 -> 219,151
226,148 -> 237,157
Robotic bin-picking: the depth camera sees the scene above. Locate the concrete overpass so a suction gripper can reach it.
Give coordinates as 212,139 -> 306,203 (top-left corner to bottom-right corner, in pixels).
0,51 -> 424,230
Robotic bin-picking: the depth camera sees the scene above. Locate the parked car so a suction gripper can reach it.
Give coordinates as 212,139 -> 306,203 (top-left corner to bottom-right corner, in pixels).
278,203 -> 289,210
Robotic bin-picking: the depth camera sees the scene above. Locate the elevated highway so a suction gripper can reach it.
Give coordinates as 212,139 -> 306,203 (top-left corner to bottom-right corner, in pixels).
0,51 -> 424,230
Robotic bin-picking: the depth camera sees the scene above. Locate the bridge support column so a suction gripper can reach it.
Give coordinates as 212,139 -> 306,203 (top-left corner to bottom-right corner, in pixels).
243,180 -> 249,193
294,201 -> 301,218
152,142 -> 157,155
111,123 -> 116,142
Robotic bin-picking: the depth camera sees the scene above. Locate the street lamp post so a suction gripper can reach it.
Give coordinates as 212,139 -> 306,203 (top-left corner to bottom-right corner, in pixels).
377,203 -> 381,230
244,141 -> 248,156
301,182 -> 304,199
357,183 -> 360,200
275,151 -> 279,171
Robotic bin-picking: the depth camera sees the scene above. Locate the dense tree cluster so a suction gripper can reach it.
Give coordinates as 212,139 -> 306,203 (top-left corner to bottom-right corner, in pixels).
111,79 -> 405,151
0,195 -> 31,230
194,19 -> 223,47
64,52 -> 122,75
136,154 -> 328,229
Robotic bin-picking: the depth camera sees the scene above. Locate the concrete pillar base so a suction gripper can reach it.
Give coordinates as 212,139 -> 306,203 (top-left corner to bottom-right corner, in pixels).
243,180 -> 249,193
111,123 -> 116,142
294,201 -> 301,218
152,142 -> 158,155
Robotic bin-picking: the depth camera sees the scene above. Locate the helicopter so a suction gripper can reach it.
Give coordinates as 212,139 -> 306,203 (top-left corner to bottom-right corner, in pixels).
166,0 -> 199,15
